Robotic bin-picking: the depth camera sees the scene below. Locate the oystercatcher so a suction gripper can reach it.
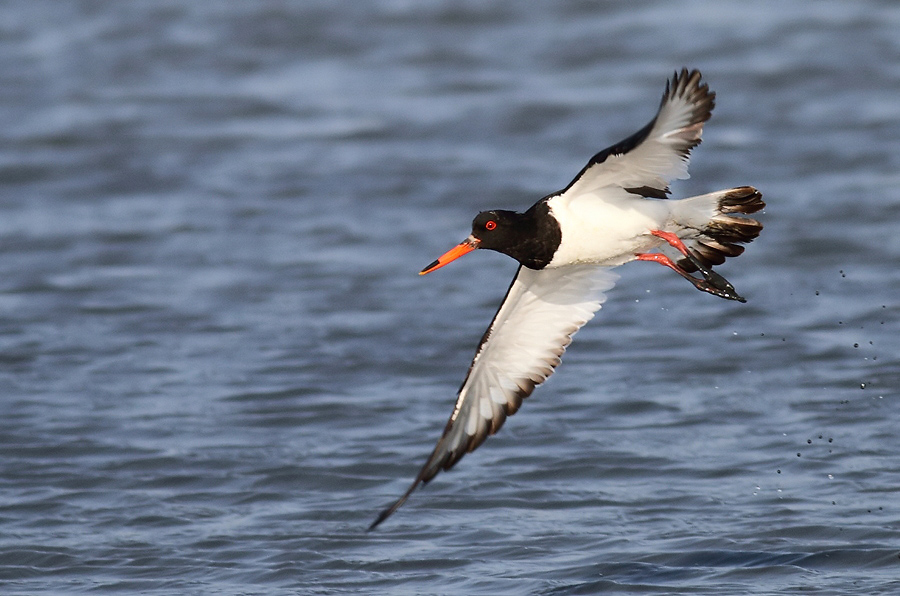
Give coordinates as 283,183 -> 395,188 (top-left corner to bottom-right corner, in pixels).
370,69 -> 763,529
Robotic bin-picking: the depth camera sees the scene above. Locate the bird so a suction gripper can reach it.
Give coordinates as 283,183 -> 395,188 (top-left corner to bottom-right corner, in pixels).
369,68 -> 764,530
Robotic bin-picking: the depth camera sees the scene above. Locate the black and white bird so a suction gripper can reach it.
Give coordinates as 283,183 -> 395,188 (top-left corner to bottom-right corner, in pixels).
369,69 -> 764,530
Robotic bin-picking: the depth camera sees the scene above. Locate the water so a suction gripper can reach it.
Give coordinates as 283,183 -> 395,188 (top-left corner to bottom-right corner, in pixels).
1,1 -> 899,593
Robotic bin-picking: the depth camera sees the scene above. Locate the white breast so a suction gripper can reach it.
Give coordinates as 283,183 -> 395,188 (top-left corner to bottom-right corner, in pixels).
546,191 -> 671,268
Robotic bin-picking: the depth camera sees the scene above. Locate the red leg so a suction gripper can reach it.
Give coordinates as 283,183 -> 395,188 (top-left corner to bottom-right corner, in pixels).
635,251 -> 691,276
637,233 -> 746,303
650,229 -> 691,257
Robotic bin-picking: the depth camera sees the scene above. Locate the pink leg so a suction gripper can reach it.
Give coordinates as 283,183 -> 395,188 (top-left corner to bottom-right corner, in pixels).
650,229 -> 691,257
635,251 -> 691,275
637,230 -> 746,302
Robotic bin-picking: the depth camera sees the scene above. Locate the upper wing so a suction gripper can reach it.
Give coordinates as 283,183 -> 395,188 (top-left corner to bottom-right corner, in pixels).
370,264 -> 618,529
555,68 -> 714,201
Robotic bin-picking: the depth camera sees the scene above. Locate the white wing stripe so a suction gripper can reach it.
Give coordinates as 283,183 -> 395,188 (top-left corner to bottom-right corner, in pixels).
455,265 -> 618,440
554,69 -> 713,201
400,264 -> 618,489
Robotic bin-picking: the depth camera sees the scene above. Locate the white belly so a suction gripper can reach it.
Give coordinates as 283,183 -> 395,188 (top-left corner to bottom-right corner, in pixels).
546,192 -> 671,268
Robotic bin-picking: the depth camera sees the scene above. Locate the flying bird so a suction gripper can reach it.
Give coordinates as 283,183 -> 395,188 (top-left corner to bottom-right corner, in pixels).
370,69 -> 764,530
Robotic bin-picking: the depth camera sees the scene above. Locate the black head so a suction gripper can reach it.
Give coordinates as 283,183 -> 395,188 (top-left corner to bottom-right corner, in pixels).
420,204 -> 561,275
470,210 -> 522,251
470,206 -> 560,269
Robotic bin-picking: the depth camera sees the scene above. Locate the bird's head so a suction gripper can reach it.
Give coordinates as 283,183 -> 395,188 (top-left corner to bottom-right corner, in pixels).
419,210 -> 522,275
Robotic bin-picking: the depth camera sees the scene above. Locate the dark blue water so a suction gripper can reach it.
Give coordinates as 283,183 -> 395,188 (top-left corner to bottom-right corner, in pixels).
1,1 -> 899,594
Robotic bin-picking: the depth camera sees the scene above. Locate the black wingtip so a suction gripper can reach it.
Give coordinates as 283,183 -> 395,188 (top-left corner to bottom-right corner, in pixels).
367,511 -> 389,532
367,496 -> 409,531
367,478 -> 422,531
367,506 -> 394,532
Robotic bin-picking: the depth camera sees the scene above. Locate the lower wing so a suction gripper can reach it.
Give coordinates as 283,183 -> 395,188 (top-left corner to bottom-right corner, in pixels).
370,264 -> 618,529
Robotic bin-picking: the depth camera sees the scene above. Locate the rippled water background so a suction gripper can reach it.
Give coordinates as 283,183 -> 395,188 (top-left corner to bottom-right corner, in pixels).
2,1 -> 899,594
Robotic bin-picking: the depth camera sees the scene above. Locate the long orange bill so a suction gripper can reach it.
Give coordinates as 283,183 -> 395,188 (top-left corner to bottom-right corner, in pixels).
419,236 -> 479,275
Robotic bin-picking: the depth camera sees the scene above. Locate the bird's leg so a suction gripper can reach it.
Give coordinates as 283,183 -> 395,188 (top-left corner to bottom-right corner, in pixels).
649,230 -> 729,287
638,230 -> 746,302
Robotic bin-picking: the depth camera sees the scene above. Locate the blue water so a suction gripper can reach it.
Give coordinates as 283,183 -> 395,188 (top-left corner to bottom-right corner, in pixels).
1,1 -> 899,594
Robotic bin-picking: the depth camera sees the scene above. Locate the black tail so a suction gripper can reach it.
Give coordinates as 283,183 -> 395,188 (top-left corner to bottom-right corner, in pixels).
679,186 -> 764,272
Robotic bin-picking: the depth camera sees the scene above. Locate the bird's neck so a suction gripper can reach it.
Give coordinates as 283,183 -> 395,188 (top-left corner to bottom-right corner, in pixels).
502,202 -> 562,270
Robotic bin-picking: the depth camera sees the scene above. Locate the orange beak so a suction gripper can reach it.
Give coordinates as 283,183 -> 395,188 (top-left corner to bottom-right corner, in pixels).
419,236 -> 480,275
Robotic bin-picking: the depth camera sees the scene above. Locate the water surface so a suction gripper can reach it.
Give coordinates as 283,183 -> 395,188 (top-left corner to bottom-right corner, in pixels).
1,1 -> 899,594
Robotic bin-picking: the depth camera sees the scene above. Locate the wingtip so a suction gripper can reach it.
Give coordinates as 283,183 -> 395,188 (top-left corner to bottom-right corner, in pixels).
672,67 -> 702,87
367,477 -> 423,531
367,509 -> 390,532
367,495 -> 409,531
661,67 -> 715,135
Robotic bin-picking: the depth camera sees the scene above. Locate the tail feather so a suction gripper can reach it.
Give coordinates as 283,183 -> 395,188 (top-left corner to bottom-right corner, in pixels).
678,186 -> 764,272
717,187 -> 765,214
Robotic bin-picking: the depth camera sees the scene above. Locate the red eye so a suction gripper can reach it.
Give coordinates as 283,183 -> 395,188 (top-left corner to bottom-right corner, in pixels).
485,220 -> 497,231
